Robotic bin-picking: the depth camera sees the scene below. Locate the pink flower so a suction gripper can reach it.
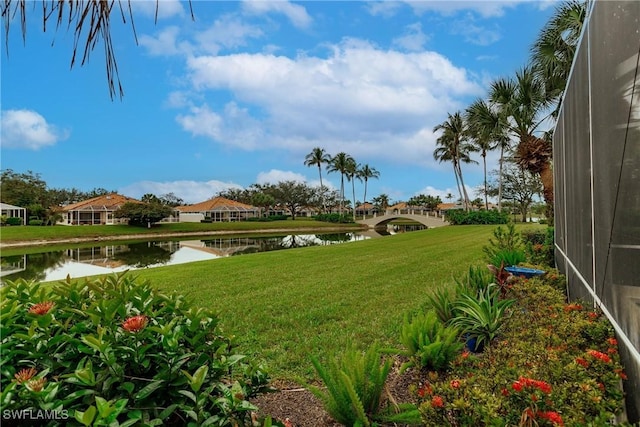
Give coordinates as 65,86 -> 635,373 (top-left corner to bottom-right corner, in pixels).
26,378 -> 46,392
28,301 -> 55,315
122,315 -> 148,332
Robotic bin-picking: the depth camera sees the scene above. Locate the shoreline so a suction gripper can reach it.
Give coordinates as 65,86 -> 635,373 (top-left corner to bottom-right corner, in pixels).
0,226 -> 369,249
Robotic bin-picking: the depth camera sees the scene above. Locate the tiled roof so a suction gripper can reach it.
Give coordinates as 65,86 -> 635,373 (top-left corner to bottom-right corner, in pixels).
62,194 -> 140,211
176,197 -> 258,212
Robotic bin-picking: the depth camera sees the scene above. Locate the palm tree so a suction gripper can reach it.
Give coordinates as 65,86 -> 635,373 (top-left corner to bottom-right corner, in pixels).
466,99 -> 511,211
433,112 -> 476,211
327,152 -> 354,215
488,67 -> 554,220
345,158 -> 360,221
358,164 -> 380,219
304,147 -> 331,211
531,0 -> 587,116
372,194 -> 390,213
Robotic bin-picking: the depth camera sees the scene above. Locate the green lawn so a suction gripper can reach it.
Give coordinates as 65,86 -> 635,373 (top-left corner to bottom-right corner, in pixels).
128,225 -> 537,380
0,220 -> 363,243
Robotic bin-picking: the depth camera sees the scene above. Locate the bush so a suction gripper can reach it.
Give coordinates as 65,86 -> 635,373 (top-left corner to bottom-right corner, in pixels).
28,219 -> 44,226
522,227 -> 555,267
309,344 -> 391,427
0,273 -> 270,426
313,213 -> 354,223
5,217 -> 23,226
399,310 -> 463,372
483,223 -> 524,263
445,210 -> 509,225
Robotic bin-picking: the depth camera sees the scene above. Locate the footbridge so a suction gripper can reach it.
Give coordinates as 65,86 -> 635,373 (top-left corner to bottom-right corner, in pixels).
356,213 -> 449,228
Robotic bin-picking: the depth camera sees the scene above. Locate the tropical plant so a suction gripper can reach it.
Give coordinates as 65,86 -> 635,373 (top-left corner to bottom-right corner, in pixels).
531,0 -> 587,116
445,209 -> 509,225
304,147 -> 332,211
433,112 -> 477,211
454,266 -> 495,299
399,311 -> 463,372
483,223 -> 524,262
424,287 -> 456,324
327,152 -> 355,215
114,201 -> 174,227
310,344 -> 391,427
345,157 -> 361,221
489,249 -> 526,269
488,67 -> 554,222
358,164 -> 380,218
465,99 -> 511,211
0,273 -> 270,426
450,285 -> 515,351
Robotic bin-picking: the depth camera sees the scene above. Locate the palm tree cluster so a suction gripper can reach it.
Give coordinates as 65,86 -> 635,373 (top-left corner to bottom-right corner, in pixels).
304,148 -> 380,219
432,0 -> 586,222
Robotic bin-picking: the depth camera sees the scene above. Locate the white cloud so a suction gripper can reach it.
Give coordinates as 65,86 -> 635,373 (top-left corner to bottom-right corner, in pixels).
194,14 -> 264,55
131,0 -> 185,19
241,1 -> 312,29
403,0 -> 521,18
256,169 -> 307,185
179,39 -> 482,168
139,26 -> 188,56
451,16 -> 501,46
119,180 -> 242,204
1,109 -> 68,150
392,22 -> 429,52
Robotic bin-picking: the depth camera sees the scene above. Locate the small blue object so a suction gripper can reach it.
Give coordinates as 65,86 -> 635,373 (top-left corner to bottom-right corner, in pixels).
505,266 -> 546,278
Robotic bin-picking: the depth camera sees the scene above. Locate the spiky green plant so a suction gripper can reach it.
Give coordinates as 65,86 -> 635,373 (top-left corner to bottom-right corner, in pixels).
399,310 -> 463,372
309,344 -> 391,427
454,265 -> 495,299
424,287 -> 456,324
450,285 -> 515,351
483,223 -> 524,262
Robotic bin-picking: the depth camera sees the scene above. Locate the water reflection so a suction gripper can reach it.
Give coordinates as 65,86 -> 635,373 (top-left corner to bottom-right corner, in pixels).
1,232 -> 379,283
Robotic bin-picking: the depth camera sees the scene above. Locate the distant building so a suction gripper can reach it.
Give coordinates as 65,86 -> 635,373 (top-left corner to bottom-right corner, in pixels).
175,197 -> 260,222
1,202 -> 26,225
61,193 -> 140,225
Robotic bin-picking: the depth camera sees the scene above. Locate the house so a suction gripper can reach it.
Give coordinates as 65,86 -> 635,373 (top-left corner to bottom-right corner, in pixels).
355,202 -> 377,218
1,202 -> 26,225
387,202 -> 432,216
61,193 -> 140,225
175,197 -> 260,222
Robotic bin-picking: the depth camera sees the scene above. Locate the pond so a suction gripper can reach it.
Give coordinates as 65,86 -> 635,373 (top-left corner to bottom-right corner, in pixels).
1,227 -> 423,284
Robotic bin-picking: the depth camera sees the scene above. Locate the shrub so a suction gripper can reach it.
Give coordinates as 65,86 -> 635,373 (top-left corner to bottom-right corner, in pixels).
445,210 -> 509,225
309,344 -> 391,427
450,285 -> 515,352
28,219 -> 44,226
489,249 -> 526,268
313,213 -> 354,223
5,216 -> 23,226
483,223 -> 524,263
424,287 -> 456,324
522,227 -> 555,267
399,311 -> 463,372
0,273 -> 270,426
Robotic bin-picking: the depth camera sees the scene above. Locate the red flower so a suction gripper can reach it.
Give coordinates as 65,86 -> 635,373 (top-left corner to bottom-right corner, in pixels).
575,357 -> 590,368
512,377 -> 552,394
417,384 -> 432,398
431,396 -> 444,408
501,388 -> 509,396
588,312 -> 599,320
587,349 -> 611,363
450,379 -> 460,389
538,411 -> 564,426
461,350 -> 470,359
28,301 -> 55,315
563,303 -> 582,312
615,368 -> 628,380
512,380 -> 524,392
607,337 -> 618,346
14,367 -> 37,384
122,315 -> 148,332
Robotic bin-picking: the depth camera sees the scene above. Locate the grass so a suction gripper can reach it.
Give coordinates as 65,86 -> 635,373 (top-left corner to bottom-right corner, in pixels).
0,220 -> 363,243
128,225 -> 537,380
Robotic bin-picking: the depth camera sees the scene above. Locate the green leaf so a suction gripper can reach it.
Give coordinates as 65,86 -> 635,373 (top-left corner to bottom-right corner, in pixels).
120,382 -> 135,394
74,406 -> 96,427
177,389 -> 197,403
134,380 -> 164,401
189,365 -> 209,393
158,404 -> 178,420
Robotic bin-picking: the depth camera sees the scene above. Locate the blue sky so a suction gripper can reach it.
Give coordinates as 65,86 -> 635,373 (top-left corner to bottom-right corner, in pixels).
1,0 -> 556,205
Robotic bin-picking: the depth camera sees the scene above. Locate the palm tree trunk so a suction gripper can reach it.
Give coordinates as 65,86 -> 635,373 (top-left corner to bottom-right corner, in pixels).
456,161 -> 471,211
452,163 -> 464,209
351,178 -> 356,221
318,165 -> 325,212
363,179 -> 368,220
539,163 -> 554,225
339,174 -> 344,215
498,145 -> 504,212
482,153 -> 488,210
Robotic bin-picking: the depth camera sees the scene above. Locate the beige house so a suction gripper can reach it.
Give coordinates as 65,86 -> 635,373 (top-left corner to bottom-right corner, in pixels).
175,197 -> 260,222
61,194 -> 140,225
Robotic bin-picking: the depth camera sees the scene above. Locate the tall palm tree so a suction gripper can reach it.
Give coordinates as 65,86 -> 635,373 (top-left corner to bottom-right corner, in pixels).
358,164 -> 380,219
304,147 -> 331,211
466,99 -> 511,211
345,158 -> 360,221
433,112 -> 476,211
327,152 -> 354,215
531,0 -> 587,116
489,67 -> 554,220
